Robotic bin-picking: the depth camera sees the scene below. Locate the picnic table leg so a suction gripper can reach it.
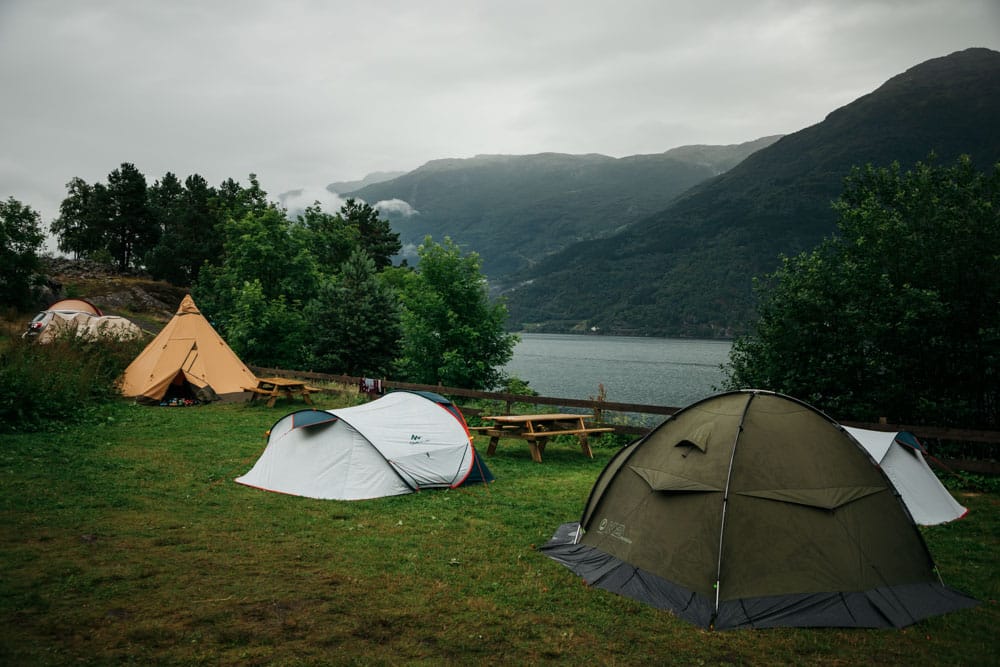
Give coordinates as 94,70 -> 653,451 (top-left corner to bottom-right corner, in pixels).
529,438 -> 547,463
487,434 -> 500,456
527,441 -> 541,463
302,391 -> 313,405
266,393 -> 278,408
578,434 -> 594,459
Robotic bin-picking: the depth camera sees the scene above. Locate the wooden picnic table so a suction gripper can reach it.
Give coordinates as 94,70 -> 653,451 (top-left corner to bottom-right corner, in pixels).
477,413 -> 614,463
244,377 -> 320,407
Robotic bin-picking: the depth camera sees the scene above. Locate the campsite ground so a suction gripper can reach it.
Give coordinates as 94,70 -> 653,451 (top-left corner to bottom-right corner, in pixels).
1,394 -> 997,666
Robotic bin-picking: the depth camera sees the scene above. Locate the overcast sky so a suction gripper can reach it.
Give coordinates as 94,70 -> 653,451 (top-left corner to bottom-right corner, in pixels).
2,0 -> 998,228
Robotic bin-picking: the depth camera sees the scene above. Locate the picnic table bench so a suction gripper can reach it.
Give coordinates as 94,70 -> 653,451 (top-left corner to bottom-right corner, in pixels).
478,413 -> 613,462
244,377 -> 321,407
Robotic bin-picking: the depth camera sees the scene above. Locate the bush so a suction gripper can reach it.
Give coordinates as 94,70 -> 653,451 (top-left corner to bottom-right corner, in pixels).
943,471 -> 1000,494
0,333 -> 145,433
463,376 -> 540,426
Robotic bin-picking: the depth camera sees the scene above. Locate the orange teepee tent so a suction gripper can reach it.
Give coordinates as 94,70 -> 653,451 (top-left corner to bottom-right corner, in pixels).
119,295 -> 257,403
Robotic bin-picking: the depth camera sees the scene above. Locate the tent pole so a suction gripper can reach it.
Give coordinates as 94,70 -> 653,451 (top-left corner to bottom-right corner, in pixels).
714,391 -> 756,621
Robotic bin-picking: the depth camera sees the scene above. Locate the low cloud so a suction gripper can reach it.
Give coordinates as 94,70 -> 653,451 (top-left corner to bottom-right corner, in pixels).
278,190 -> 419,226
375,198 -> 419,217
399,242 -> 420,263
278,188 -> 348,219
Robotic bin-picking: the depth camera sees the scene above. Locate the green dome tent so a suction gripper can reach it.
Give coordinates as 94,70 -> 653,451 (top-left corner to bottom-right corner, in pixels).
541,390 -> 977,629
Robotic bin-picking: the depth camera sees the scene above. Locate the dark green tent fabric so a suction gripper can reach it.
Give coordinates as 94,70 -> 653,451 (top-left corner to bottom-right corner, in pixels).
541,391 -> 977,629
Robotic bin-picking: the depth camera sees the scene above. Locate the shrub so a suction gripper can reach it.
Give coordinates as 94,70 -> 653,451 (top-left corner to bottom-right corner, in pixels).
943,471 -> 1000,494
0,332 -> 144,433
463,375 -> 540,426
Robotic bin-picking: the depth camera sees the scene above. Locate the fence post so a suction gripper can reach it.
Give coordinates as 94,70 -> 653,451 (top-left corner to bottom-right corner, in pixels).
592,383 -> 606,423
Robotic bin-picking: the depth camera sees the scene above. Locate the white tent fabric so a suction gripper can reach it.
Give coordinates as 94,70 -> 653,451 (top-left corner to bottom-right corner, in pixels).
235,391 -> 486,501
36,311 -> 142,343
845,426 -> 967,525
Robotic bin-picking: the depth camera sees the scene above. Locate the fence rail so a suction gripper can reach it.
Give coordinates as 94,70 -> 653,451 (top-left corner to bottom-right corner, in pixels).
251,367 -> 999,472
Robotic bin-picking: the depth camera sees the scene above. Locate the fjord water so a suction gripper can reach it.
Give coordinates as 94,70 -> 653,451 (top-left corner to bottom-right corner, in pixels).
504,334 -> 732,409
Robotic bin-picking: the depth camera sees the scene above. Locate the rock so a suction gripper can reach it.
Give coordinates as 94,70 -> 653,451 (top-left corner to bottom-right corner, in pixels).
35,258 -> 188,328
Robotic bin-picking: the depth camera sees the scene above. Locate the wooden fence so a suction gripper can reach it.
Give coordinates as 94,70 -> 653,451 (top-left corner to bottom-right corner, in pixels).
251,367 -> 999,474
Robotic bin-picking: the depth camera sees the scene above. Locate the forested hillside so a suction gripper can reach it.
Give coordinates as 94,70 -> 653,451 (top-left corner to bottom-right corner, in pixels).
502,47 -> 1000,337
326,171 -> 407,194
344,137 -> 780,277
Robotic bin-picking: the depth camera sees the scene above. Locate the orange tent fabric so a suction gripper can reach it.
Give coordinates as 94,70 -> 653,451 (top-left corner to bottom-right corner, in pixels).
119,295 -> 257,402
47,298 -> 103,315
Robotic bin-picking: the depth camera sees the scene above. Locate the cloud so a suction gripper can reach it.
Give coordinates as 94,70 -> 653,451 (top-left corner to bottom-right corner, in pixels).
278,190 -> 419,221
398,242 -> 420,264
374,199 -> 419,217
1,0 -> 998,227
278,188 -> 348,219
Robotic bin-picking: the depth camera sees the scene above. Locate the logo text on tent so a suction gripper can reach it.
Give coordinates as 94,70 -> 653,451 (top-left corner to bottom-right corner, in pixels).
410,434 -> 423,443
597,517 -> 632,544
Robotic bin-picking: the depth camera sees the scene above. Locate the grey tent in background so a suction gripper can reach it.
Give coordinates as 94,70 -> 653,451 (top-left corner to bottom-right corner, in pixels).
541,391 -> 977,630
844,426 -> 966,526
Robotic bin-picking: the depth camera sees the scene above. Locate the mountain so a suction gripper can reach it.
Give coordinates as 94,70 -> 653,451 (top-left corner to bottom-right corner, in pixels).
326,171 -> 407,194
343,137 -> 780,277
503,47 -> 1000,337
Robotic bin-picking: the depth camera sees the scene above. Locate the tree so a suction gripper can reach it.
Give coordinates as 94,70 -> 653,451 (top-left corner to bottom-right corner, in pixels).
0,197 -> 45,310
144,172 -> 186,280
340,198 -> 401,270
305,249 -> 402,377
222,279 -> 309,369
723,155 -> 1000,428
145,173 -> 220,284
105,162 -> 157,271
193,203 -> 320,367
50,163 -> 159,272
50,177 -> 105,259
206,206 -> 321,301
213,174 -> 270,224
294,203 -> 359,270
395,237 -> 517,389
294,198 -> 401,272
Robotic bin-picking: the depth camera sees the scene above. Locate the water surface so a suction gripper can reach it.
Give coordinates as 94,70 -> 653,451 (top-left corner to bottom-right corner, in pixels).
504,333 -> 732,409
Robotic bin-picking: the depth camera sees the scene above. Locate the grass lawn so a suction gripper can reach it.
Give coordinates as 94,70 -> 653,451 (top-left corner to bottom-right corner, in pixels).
1,395 -> 997,666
